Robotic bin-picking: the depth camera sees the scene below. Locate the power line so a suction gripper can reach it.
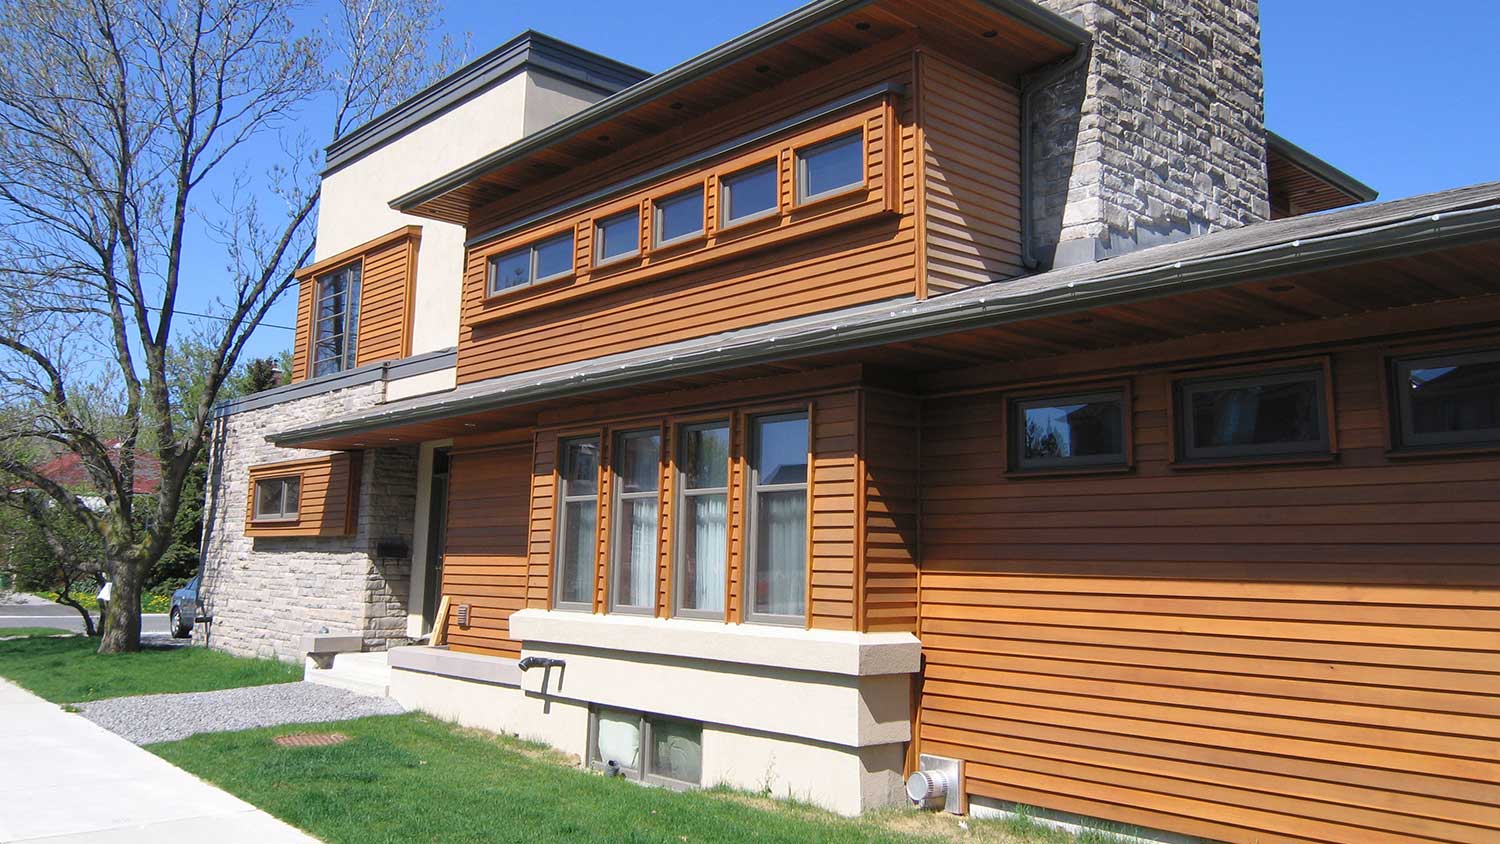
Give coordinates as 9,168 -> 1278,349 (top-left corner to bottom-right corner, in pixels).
0,282 -> 296,331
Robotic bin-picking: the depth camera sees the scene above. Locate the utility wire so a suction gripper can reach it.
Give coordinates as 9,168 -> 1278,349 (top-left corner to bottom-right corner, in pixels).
0,281 -> 296,331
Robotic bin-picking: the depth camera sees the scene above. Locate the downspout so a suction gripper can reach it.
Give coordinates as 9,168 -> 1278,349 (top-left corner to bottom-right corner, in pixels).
1020,42 -> 1092,271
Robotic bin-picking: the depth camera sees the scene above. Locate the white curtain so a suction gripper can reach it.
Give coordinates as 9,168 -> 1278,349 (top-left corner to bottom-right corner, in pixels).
758,490 -> 806,616
563,501 -> 595,604
691,494 -> 727,611
620,499 -> 657,608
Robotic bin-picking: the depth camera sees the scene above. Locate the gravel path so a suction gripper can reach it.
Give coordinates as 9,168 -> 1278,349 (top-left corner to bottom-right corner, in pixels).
80,681 -> 405,745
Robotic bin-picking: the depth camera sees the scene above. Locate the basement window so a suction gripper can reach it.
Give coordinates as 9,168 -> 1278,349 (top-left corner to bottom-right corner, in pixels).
1392,348 -> 1500,450
795,131 -> 864,205
1175,366 -> 1330,462
488,231 -> 575,295
589,708 -> 703,788
1011,390 -> 1128,471
253,476 -> 301,522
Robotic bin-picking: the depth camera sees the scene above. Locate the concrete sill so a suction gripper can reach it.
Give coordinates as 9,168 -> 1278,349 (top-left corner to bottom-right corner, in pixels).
508,609 -> 921,677
388,646 -> 522,687
301,634 -> 363,655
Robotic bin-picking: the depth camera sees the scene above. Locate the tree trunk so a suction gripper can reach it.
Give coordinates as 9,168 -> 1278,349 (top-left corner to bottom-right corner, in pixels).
57,595 -> 97,637
97,563 -> 142,653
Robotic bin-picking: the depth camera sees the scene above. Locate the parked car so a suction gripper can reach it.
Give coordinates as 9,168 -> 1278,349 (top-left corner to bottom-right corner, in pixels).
170,576 -> 200,638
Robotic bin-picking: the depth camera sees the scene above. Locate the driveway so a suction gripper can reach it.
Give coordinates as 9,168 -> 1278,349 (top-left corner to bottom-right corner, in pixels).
0,593 -> 170,636
0,678 -> 315,842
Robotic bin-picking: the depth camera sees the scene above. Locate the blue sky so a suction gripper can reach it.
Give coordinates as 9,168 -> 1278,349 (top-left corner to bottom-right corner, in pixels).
224,0 -> 1499,362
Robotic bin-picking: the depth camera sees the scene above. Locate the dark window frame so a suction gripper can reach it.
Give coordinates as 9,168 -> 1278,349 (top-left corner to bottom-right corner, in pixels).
252,475 -> 302,523
553,435 -> 601,612
586,707 -> 703,790
672,419 -> 731,621
1390,347 -> 1500,451
744,410 -> 810,627
607,427 -> 662,616
312,261 -> 362,377
794,130 -> 866,206
1008,387 -> 1131,473
652,187 -> 706,249
487,231 -> 575,296
1173,364 -> 1333,463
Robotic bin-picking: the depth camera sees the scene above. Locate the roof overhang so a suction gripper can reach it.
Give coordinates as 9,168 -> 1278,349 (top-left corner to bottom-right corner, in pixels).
390,0 -> 1089,224
1268,130 -> 1379,216
274,182 -> 1500,449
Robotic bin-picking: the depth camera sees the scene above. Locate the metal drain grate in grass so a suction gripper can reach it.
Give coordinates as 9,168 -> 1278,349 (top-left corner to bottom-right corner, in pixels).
273,732 -> 350,748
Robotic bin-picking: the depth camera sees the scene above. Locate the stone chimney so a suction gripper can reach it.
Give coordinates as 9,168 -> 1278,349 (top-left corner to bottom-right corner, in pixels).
1031,0 -> 1271,267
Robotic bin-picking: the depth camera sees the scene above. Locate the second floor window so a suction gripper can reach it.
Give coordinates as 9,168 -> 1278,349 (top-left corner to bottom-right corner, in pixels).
747,412 -> 809,624
721,162 -> 778,227
313,263 -> 361,377
795,131 -> 864,204
489,231 -> 574,295
654,188 -> 704,247
595,210 -> 641,266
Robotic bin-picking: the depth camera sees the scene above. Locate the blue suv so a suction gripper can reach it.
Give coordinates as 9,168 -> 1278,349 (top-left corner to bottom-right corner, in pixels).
170,575 -> 200,638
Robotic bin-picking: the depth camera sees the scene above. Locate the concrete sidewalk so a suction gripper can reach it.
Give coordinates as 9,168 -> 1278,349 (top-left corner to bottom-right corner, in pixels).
0,679 -> 316,843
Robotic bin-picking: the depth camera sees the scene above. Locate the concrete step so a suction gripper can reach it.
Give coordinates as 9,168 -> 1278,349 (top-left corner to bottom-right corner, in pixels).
303,651 -> 391,698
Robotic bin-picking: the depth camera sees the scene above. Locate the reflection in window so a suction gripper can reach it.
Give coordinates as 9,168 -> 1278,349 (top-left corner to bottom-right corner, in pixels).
595,210 -> 641,265
1013,392 -> 1126,470
313,263 -> 361,377
749,413 -> 808,622
675,422 -> 729,618
555,436 -> 600,609
1395,349 -> 1500,448
253,476 -> 301,521
796,131 -> 864,204
721,162 -> 778,227
611,429 -> 660,613
1177,368 -> 1329,461
489,231 -> 575,294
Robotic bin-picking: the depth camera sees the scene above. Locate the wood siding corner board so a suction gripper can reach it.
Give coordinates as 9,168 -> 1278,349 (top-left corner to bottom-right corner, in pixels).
291,226 -> 422,382
916,323 -> 1500,844
244,453 -> 361,537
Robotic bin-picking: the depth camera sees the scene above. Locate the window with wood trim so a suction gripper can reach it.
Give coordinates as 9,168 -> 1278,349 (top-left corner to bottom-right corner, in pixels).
1391,347 -> 1500,450
489,231 -> 574,295
719,161 -> 779,228
1010,390 -> 1128,472
795,130 -> 864,205
1174,366 -> 1331,462
554,436 -> 600,611
673,421 -> 730,619
594,209 -> 641,267
609,429 -> 660,614
746,412 -> 809,624
312,263 -> 361,377
253,476 -> 300,522
652,187 -> 705,248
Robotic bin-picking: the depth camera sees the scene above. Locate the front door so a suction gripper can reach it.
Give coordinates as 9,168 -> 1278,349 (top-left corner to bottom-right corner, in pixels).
422,448 -> 451,633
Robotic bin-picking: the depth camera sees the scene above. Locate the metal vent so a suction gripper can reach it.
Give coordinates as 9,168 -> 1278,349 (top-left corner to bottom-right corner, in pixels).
910,754 -> 964,814
455,603 -> 470,628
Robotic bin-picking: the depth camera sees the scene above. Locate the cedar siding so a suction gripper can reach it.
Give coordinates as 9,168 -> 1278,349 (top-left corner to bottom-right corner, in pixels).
915,323 -> 1500,844
291,226 -> 422,382
244,453 -> 361,537
439,442 -> 532,656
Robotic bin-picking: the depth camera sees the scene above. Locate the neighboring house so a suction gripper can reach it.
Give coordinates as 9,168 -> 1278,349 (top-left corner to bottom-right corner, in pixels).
26,443 -> 161,509
197,4 -> 1500,844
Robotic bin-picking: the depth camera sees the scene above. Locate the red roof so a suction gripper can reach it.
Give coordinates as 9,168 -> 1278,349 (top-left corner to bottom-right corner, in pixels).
32,443 -> 161,495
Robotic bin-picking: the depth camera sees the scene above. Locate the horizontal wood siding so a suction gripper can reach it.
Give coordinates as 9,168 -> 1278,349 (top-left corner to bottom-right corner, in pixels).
457,47 -> 922,385
920,51 -> 1024,294
244,453 -> 360,537
809,392 -> 859,630
861,390 -> 921,632
528,431 -> 559,611
290,280 -> 315,382
354,232 -> 419,367
918,335 -> 1500,844
440,444 -> 531,657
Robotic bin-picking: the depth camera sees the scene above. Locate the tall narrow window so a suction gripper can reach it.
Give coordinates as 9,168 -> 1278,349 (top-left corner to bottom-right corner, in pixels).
610,429 -> 660,614
747,413 -> 808,624
555,436 -> 600,610
674,421 -> 729,618
1393,348 -> 1500,449
312,262 -> 361,377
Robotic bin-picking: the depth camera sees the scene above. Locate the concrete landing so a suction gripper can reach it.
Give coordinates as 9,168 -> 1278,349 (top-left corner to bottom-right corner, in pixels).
302,650 -> 391,698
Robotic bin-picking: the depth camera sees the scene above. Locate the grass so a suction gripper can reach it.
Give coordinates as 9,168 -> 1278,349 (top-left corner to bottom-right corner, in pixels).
0,627 -> 76,638
151,713 -> 1112,844
0,634 -> 301,702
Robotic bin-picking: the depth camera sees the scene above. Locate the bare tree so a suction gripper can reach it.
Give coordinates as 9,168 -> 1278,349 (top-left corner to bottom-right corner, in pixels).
0,0 -> 457,652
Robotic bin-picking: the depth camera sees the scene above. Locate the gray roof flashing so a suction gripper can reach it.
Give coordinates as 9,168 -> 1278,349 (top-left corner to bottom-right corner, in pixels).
273,181 -> 1500,448
214,348 -> 456,419
324,31 -> 650,175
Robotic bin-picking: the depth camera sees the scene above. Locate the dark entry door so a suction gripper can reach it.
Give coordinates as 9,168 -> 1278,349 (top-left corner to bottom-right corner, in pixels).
422,448 -> 451,633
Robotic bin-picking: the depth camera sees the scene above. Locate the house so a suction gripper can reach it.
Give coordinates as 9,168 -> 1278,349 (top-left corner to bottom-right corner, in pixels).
197,2 -> 1500,843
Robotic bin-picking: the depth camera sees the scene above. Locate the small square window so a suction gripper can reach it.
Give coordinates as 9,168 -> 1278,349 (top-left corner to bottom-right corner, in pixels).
654,189 -> 705,247
721,162 -> 778,227
595,210 -> 641,266
1175,366 -> 1330,462
253,476 -> 300,521
1392,348 -> 1500,450
1011,391 -> 1127,471
795,131 -> 864,204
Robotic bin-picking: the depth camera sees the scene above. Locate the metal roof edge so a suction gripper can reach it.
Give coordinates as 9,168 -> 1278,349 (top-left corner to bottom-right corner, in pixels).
214,348 -> 457,419
390,0 -> 1089,213
1267,129 -> 1379,204
272,193 -> 1500,447
324,32 -> 649,175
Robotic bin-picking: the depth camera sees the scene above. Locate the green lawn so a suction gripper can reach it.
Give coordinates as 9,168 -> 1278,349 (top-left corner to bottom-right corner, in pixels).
152,714 -> 1109,844
0,634 -> 301,702
0,627 -> 76,638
